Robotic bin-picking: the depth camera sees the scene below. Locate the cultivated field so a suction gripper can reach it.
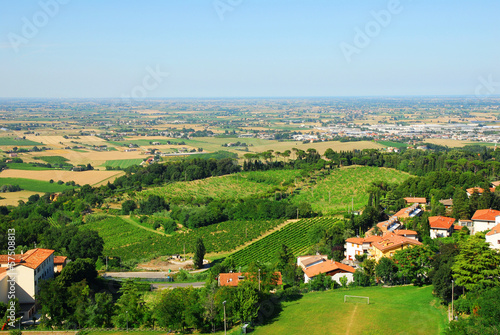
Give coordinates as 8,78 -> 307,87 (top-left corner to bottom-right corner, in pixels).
103,159 -> 144,169
26,149 -> 147,166
292,166 -> 410,215
24,135 -> 108,146
0,177 -> 73,193
0,169 -> 124,186
252,285 -> 447,335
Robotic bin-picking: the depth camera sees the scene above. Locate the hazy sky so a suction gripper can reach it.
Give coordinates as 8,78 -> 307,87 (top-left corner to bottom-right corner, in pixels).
1,0 -> 499,98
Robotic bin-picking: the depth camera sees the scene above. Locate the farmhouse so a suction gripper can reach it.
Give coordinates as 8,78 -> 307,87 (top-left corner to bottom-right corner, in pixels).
485,223 -> 500,250
344,236 -> 383,261
439,198 -> 453,209
471,209 -> 500,234
368,233 -> 422,261
0,248 -> 55,319
297,255 -> 355,285
428,216 -> 456,239
54,255 -> 68,273
466,187 -> 496,198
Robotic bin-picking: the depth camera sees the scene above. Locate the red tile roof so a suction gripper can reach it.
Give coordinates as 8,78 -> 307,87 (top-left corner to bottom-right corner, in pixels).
454,225 -> 463,230
0,267 -> 7,281
471,209 -> 500,222
371,233 -> 422,252
486,223 -> 500,236
0,248 -> 54,270
345,237 -> 365,244
218,272 -> 282,287
53,256 -> 67,265
303,260 -> 355,278
394,229 -> 418,236
428,216 -> 455,229
467,187 -> 496,195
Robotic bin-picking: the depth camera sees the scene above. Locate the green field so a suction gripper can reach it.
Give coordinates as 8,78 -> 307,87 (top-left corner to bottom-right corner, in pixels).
252,285 -> 448,335
103,158 -> 143,169
0,177 -> 74,193
5,163 -> 53,170
81,216 -> 284,262
231,217 -> 339,266
37,155 -> 70,164
0,137 -> 43,146
377,140 -> 408,148
292,166 -> 410,215
138,169 -> 303,204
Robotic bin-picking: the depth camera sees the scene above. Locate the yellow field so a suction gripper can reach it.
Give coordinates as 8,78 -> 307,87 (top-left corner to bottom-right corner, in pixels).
247,140 -> 384,154
0,169 -> 124,186
424,139 -> 487,147
0,190 -> 43,206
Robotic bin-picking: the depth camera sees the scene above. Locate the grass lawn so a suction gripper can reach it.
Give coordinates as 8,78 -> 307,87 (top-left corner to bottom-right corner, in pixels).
37,155 -> 70,164
0,177 -> 74,193
6,163 -> 53,170
377,140 -> 408,148
103,158 -> 143,169
252,285 -> 448,335
0,137 -> 43,146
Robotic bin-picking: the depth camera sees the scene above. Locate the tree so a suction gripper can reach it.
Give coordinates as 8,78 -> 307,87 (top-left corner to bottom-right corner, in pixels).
452,234 -> 500,292
453,187 -> 470,220
375,257 -> 398,285
193,237 -> 206,269
67,230 -> 104,261
86,292 -> 114,328
121,200 -> 137,215
430,243 -> 460,303
393,244 -> 434,285
235,281 -> 260,323
58,258 -> 97,286
112,280 -> 148,329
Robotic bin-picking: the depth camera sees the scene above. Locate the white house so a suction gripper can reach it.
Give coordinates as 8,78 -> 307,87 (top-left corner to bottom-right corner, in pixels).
297,255 -> 355,285
0,248 -> 55,319
471,209 -> 500,233
485,223 -> 500,250
344,238 -> 364,261
428,216 -> 456,239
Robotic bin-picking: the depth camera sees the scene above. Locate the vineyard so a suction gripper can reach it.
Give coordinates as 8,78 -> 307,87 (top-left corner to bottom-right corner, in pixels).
137,169 -> 303,204
81,216 -> 284,263
231,217 -> 340,266
103,159 -> 143,169
292,166 -> 410,215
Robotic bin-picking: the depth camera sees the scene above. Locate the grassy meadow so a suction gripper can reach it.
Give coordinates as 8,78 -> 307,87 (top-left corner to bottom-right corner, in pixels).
252,285 -> 448,335
292,166 -> 410,215
103,158 -> 144,169
0,177 -> 74,193
0,137 -> 43,146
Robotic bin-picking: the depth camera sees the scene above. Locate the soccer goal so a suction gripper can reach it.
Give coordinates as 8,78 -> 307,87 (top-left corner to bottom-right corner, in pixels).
344,295 -> 370,305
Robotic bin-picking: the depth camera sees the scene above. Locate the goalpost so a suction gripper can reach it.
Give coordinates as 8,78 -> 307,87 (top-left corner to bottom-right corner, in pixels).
344,295 -> 370,305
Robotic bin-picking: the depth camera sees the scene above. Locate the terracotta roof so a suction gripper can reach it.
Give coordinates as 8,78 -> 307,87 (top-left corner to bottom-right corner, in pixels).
218,272 -> 282,287
346,237 -> 365,245
363,235 -> 383,243
471,209 -> 500,222
303,260 -> 355,278
0,248 -> 54,270
404,197 -> 427,204
428,216 -> 456,229
492,181 -> 500,188
394,229 -> 418,236
53,256 -> 67,265
371,233 -> 422,252
0,267 -> 7,281
393,204 -> 421,219
486,223 -> 500,236
467,187 -> 496,195
454,225 -> 464,230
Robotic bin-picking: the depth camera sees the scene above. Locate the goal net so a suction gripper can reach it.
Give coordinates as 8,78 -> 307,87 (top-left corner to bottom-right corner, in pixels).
344,295 -> 370,304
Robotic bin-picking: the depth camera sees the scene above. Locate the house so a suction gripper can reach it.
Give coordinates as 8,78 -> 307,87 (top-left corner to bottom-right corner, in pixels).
53,255 -> 68,273
393,203 -> 423,219
485,223 -> 500,250
298,256 -> 355,285
369,233 -> 422,261
466,187 -> 496,198
439,198 -> 453,208
457,219 -> 473,231
471,209 -> 500,233
404,197 -> 427,205
217,272 -> 282,287
428,216 -> 456,239
344,236 -> 383,261
8,153 -> 17,158
491,181 -> 500,188
0,248 -> 55,319
394,229 -> 418,240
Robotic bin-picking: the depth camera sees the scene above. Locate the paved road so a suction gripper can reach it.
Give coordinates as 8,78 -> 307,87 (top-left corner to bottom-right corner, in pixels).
152,282 -> 205,290
103,268 -> 207,279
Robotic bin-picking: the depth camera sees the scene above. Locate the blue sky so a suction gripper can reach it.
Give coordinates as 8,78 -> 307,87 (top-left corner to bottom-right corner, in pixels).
0,0 -> 499,98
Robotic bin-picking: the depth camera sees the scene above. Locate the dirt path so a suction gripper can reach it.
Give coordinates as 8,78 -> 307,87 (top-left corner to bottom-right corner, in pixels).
120,215 -> 171,236
346,304 -> 358,335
